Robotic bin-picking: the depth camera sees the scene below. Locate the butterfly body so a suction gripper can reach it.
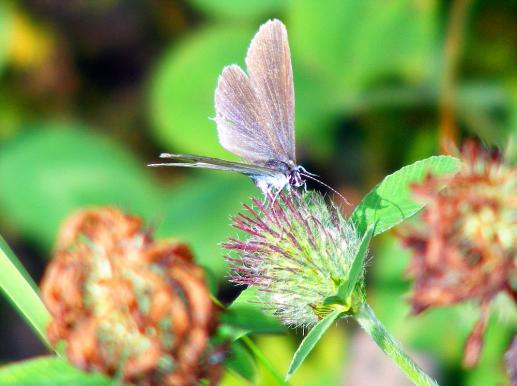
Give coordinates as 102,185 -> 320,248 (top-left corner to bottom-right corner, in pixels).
251,160 -> 304,194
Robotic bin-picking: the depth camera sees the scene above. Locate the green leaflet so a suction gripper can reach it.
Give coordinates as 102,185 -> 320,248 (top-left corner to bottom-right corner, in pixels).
351,155 -> 461,236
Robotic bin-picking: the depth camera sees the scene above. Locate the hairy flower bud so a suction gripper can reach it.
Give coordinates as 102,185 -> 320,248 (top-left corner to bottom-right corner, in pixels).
41,208 -> 222,386
224,191 -> 364,328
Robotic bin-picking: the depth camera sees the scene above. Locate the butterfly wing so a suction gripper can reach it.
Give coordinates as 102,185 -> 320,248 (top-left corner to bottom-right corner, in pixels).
215,19 -> 295,165
245,19 -> 295,162
149,153 -> 283,179
214,65 -> 278,164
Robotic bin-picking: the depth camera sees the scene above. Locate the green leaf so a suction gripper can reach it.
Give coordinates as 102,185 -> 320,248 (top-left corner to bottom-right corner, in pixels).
0,126 -> 163,249
286,309 -> 342,380
223,287 -> 286,336
189,0 -> 286,19
157,173 -> 255,278
336,225 -> 375,302
149,25 -> 254,159
0,357 -> 113,386
351,155 -> 461,236
225,340 -> 257,382
0,235 -> 51,347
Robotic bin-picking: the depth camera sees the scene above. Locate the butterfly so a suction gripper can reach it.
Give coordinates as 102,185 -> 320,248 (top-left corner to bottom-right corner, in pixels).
150,19 -> 329,197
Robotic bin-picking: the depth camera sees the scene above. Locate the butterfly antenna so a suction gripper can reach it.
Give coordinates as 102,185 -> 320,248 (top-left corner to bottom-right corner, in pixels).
299,172 -> 351,205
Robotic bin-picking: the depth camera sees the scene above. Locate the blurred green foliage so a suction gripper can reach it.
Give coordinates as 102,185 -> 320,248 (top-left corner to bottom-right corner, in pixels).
0,0 -> 515,384
0,125 -> 162,247
0,4 -> 11,74
150,25 -> 255,158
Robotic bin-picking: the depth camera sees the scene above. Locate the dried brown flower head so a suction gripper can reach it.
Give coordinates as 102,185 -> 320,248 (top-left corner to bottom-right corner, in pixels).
41,208 -> 222,386
399,141 -> 517,367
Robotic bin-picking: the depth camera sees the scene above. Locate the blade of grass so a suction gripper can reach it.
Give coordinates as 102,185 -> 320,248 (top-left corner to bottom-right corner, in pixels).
0,235 -> 51,347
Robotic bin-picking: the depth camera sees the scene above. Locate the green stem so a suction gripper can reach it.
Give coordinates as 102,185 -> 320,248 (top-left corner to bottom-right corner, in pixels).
355,303 -> 439,386
241,335 -> 290,386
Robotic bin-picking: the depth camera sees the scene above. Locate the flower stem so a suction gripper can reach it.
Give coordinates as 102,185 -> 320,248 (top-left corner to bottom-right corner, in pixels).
355,303 -> 439,386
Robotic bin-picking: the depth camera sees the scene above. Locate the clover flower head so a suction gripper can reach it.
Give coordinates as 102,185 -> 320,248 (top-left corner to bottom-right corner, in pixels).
399,140 -> 517,367
41,208 -> 222,385
224,191 -> 364,328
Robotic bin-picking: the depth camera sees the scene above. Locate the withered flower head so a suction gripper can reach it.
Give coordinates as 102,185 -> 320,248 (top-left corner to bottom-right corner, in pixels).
224,191 -> 364,328
399,140 -> 517,367
41,208 -> 222,386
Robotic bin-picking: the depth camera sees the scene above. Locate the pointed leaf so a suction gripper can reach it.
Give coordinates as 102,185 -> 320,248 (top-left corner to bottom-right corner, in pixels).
336,224 -> 374,301
286,309 -> 342,380
0,357 -> 112,386
0,235 -> 51,346
351,155 -> 460,236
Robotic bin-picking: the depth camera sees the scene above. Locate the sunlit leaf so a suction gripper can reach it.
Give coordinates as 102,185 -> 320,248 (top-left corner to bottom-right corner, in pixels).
0,357 -> 112,386
0,126 -> 163,249
351,155 -> 461,236
149,25 -> 254,159
286,310 -> 342,380
0,235 -> 50,346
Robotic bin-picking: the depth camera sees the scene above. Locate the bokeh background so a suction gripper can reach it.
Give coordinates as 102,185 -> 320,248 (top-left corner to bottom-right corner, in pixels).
0,0 -> 515,385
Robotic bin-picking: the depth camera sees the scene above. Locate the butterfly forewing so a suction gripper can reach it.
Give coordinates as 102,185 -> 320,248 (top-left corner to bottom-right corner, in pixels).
215,65 -> 277,163
215,19 -> 295,165
149,153 -> 283,178
245,19 -> 295,162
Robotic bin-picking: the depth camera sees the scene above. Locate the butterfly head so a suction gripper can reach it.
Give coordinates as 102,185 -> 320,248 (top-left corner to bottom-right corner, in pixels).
262,159 -> 305,189
289,165 -> 305,188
